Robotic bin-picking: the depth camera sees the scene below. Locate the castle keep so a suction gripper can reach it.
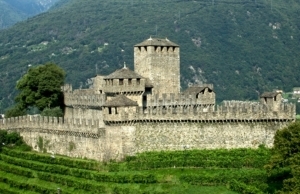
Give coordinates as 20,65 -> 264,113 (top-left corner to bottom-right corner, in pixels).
0,38 -> 296,161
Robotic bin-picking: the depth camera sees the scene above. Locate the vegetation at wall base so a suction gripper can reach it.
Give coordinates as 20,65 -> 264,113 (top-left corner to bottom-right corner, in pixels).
265,121 -> 300,194
0,130 -> 31,151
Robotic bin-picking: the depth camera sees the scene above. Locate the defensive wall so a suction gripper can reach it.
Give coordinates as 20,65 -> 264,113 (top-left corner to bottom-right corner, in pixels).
64,92 -> 106,108
0,101 -> 295,161
103,101 -> 295,124
146,92 -> 215,107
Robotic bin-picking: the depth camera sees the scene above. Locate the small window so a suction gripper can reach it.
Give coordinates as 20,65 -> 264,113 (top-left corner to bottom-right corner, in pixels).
108,108 -> 112,114
145,88 -> 152,93
119,79 -> 124,85
128,79 -> 132,85
137,78 -> 140,85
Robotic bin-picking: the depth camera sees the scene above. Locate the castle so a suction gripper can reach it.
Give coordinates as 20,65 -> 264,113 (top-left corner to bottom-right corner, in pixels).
0,38 -> 296,161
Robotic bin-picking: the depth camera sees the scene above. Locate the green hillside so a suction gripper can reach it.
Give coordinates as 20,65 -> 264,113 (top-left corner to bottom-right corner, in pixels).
0,145 -> 275,193
0,0 -> 300,111
0,0 -> 26,29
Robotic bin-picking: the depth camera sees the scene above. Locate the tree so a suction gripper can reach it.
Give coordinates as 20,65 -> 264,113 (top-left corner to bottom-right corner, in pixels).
266,122 -> 300,193
4,105 -> 26,118
15,62 -> 65,112
41,107 -> 64,117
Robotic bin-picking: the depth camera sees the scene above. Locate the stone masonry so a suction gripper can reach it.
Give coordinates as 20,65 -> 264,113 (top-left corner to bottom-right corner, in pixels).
0,37 -> 296,161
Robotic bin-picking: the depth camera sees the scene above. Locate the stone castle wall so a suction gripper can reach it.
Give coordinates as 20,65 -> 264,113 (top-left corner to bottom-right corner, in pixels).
0,115 -> 293,161
64,92 -> 106,108
0,116 -> 121,161
133,121 -> 289,152
146,92 -> 215,107
0,100 -> 295,162
64,107 -> 105,122
103,101 -> 295,124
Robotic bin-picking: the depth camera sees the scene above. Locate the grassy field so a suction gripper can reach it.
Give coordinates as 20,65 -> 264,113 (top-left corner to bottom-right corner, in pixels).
0,146 -> 273,194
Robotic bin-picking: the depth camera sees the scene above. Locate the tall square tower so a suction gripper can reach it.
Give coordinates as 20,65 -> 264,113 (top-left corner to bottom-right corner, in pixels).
134,37 -> 180,95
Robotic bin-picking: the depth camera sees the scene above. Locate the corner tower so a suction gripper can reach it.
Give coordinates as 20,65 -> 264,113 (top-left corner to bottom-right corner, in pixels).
134,37 -> 180,95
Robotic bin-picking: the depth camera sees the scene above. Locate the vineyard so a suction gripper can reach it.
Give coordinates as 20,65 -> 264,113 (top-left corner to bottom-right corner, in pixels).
0,144 -> 273,194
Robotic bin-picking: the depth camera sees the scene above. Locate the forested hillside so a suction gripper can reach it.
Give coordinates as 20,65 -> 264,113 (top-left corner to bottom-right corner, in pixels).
0,0 -> 300,111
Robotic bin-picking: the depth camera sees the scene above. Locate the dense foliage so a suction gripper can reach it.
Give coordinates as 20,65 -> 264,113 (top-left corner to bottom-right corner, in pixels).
266,122 -> 300,193
0,130 -> 31,151
0,0 -> 300,111
4,63 -> 65,118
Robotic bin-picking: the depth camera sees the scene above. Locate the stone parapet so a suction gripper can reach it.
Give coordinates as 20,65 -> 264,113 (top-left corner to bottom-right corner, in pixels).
102,78 -> 146,93
146,93 -> 215,107
64,93 -> 106,108
0,116 -> 102,135
103,102 -> 295,124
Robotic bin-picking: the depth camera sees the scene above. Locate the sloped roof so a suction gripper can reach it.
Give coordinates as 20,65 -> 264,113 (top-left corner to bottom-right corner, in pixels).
260,92 -> 279,98
183,86 -> 213,95
103,95 -> 138,107
135,37 -> 179,47
105,67 -> 144,79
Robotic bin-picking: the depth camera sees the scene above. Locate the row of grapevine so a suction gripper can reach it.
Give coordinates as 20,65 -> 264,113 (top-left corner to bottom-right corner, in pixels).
0,160 -> 34,178
37,172 -> 164,194
108,147 -> 271,171
1,148 -> 101,171
0,172 -> 71,194
228,180 -> 264,194
0,182 -> 22,194
179,169 -> 267,185
0,159 -> 163,194
37,172 -> 106,193
0,153 -> 157,184
0,188 -> 19,194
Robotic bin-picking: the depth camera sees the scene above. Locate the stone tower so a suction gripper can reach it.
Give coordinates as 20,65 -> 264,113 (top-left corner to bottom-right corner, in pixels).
134,37 -> 180,95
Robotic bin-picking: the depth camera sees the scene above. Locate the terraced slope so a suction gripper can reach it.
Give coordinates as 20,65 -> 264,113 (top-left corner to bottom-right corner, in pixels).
0,147 -> 273,193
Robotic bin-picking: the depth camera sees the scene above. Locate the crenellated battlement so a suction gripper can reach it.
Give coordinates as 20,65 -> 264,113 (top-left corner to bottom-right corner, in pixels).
64,90 -> 106,108
134,45 -> 180,55
146,92 -> 215,107
103,102 -> 295,125
0,115 -> 103,136
102,78 -> 146,93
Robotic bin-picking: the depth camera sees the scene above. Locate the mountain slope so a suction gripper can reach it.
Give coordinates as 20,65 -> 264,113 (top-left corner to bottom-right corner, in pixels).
0,0 -> 299,111
0,0 -> 60,29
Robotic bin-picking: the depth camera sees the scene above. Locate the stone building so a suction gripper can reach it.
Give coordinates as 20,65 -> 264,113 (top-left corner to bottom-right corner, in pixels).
0,37 -> 296,161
